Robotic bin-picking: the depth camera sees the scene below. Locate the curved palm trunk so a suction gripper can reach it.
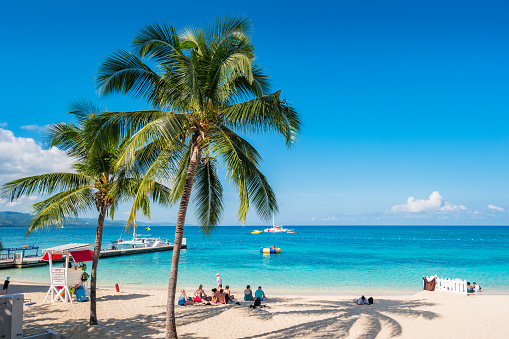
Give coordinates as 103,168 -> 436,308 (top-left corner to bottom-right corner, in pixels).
166,136 -> 202,339
90,203 -> 107,325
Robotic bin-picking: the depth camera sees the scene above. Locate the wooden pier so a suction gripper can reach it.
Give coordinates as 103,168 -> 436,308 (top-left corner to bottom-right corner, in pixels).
0,243 -> 187,270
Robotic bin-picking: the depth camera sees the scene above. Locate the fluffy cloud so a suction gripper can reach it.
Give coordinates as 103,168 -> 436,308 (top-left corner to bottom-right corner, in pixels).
1,195 -> 39,207
20,124 -> 49,132
487,204 -> 504,212
389,191 -> 466,214
0,122 -> 7,128
0,128 -> 73,182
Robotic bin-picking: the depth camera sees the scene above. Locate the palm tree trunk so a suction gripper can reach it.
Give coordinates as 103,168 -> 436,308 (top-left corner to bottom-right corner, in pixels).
166,135 -> 202,339
90,202 -> 107,325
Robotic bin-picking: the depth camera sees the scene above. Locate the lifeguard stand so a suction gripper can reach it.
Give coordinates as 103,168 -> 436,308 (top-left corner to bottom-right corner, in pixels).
41,243 -> 94,303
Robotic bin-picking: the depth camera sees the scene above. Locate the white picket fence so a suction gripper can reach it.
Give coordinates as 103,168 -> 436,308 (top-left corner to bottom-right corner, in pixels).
424,275 -> 467,295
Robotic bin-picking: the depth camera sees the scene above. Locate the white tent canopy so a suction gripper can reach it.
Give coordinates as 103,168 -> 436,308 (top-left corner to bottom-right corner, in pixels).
43,243 -> 91,253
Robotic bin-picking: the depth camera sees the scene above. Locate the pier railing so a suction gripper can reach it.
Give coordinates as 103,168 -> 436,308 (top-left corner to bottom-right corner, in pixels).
425,275 -> 467,295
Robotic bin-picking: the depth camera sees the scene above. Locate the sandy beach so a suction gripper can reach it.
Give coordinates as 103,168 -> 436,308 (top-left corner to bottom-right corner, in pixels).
6,282 -> 508,339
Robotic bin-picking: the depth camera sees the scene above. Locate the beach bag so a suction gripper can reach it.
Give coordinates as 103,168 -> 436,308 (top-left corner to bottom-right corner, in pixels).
253,297 -> 261,307
368,297 -> 374,305
75,286 -> 88,302
193,296 -> 202,302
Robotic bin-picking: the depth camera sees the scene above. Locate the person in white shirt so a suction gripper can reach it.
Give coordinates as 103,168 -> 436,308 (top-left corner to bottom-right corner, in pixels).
215,273 -> 222,288
356,296 -> 368,305
473,282 -> 481,292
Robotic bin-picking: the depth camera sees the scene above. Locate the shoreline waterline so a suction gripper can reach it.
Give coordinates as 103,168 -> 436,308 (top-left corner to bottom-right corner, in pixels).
1,225 -> 508,293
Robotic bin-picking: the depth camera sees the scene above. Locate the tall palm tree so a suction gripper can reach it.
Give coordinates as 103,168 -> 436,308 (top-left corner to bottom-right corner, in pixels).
0,102 -> 171,325
96,16 -> 301,338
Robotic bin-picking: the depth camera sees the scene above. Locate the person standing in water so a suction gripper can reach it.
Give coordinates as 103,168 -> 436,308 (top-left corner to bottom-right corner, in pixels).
215,273 -> 222,288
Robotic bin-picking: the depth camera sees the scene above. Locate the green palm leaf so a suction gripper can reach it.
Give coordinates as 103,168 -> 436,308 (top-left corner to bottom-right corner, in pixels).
193,158 -> 223,232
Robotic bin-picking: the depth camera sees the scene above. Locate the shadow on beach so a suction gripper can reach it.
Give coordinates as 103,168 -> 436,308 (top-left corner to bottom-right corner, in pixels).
236,298 -> 438,339
174,298 -> 438,339
19,291 -> 438,339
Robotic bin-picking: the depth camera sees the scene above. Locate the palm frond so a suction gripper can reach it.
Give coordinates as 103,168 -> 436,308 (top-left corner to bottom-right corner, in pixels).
132,22 -> 182,63
167,141 -> 192,206
193,158 -> 223,233
96,49 -> 161,104
27,187 -> 96,235
0,173 -> 93,201
221,91 -> 301,147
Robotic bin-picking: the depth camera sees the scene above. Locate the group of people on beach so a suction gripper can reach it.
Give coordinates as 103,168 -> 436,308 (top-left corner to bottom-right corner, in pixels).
467,282 -> 481,293
178,273 -> 266,306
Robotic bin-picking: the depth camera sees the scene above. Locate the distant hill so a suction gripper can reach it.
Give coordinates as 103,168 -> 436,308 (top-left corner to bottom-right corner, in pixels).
0,211 -> 177,227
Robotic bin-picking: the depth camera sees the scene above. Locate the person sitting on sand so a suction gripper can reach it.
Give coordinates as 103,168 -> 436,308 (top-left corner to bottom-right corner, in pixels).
210,288 -> 219,304
244,285 -> 253,301
178,290 -> 187,306
194,284 -> 207,300
467,282 -> 474,293
473,282 -> 481,292
355,296 -> 369,305
224,285 -> 234,301
255,286 -> 266,301
217,289 -> 227,304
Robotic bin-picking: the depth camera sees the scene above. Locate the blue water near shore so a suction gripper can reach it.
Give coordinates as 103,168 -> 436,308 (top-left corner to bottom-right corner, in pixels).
1,226 -> 508,294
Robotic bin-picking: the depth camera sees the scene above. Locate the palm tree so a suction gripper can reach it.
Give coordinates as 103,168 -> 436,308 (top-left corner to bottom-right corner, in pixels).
96,16 -> 301,338
0,102 -> 171,325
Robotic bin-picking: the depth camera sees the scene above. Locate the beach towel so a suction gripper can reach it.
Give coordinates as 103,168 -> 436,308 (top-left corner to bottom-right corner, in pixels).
423,277 -> 436,291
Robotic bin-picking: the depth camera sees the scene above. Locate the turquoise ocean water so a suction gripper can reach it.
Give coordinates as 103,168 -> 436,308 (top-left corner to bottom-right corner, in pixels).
1,226 -> 508,294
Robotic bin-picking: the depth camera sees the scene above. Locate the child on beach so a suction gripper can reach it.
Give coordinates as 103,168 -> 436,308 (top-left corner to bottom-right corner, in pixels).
2,277 -> 10,295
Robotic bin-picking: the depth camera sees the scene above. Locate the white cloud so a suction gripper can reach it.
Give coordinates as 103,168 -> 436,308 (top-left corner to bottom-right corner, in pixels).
0,128 -> 73,182
0,122 -> 7,128
20,124 -> 49,133
389,191 -> 466,214
2,195 -> 39,207
488,204 -> 504,212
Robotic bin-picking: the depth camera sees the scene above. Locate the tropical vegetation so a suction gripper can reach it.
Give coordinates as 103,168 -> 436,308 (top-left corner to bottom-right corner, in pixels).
0,102 -> 171,325
96,15 -> 301,338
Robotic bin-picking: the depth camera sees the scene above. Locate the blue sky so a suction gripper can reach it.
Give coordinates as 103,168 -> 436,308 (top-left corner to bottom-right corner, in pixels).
0,0 -> 508,225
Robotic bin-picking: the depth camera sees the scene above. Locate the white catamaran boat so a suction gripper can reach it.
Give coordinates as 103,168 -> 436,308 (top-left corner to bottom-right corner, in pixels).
264,215 -> 291,233
115,227 -> 171,249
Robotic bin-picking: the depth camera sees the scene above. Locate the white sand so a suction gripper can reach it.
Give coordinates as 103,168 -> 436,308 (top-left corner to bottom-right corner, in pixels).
7,283 -> 509,338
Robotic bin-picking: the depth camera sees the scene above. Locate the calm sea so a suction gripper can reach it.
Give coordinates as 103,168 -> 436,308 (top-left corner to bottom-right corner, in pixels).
1,226 -> 508,294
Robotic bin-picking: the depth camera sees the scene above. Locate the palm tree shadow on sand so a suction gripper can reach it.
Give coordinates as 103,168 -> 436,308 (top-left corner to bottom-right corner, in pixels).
237,298 -> 438,339
176,298 -> 438,339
